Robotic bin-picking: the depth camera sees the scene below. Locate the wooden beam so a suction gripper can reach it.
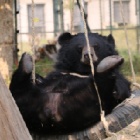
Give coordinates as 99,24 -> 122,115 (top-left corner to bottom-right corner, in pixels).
0,73 -> 32,140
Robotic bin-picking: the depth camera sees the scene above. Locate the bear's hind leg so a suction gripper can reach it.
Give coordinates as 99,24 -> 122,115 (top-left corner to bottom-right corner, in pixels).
113,73 -> 131,101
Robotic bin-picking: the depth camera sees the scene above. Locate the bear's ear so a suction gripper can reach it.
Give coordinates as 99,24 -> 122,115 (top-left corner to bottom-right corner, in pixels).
58,32 -> 73,46
107,34 -> 115,46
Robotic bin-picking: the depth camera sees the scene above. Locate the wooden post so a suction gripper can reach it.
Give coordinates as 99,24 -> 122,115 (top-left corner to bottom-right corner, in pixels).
0,73 -> 32,140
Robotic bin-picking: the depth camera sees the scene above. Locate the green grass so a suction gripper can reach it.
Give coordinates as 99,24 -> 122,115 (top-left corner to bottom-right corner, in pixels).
35,58 -> 54,77
119,50 -> 140,75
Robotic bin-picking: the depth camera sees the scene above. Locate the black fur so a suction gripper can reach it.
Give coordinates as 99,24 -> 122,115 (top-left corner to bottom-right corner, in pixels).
10,33 -> 131,135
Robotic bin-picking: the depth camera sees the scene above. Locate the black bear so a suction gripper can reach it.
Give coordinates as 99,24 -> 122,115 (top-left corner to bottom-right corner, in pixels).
10,32 -> 131,135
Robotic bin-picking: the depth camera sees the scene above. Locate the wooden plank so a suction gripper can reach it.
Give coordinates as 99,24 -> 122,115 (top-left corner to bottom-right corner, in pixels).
0,73 -> 32,140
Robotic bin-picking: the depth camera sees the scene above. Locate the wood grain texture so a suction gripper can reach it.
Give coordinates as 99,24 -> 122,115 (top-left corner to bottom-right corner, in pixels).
0,72 -> 32,140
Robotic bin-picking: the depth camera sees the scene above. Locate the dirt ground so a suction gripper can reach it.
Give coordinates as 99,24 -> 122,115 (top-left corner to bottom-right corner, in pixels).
104,119 -> 140,140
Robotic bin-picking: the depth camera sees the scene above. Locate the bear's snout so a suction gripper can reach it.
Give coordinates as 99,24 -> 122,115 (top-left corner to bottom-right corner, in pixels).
83,53 -> 92,64
81,46 -> 98,64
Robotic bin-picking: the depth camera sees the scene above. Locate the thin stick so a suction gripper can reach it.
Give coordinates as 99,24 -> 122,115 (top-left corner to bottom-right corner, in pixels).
31,0 -> 36,84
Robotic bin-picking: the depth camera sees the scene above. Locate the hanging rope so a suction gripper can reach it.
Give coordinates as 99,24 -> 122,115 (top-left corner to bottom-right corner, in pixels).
78,0 -> 116,137
77,0 -> 91,32
70,0 -> 74,34
31,0 -> 36,84
119,0 -> 136,83
79,0 -> 102,117
78,0 -> 95,77
119,0 -> 140,89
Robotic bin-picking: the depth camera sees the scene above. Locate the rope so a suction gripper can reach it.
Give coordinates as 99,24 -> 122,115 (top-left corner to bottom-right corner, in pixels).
61,72 -> 89,78
31,0 -> 36,84
78,0 -> 114,137
77,0 -> 91,32
79,0 -> 102,113
119,0 -> 136,83
119,0 -> 140,89
70,0 -> 74,34
133,83 -> 140,89
78,0 -> 95,78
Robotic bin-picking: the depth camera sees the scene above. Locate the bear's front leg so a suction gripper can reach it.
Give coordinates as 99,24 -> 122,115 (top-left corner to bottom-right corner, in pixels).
9,53 -> 33,95
96,55 -> 131,101
12,53 -> 33,83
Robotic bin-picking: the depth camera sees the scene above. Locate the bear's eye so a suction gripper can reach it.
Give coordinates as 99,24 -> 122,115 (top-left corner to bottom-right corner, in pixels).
94,43 -> 99,50
77,45 -> 82,52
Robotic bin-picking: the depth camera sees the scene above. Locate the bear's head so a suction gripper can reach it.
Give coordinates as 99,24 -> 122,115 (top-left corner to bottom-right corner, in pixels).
55,32 -> 118,75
